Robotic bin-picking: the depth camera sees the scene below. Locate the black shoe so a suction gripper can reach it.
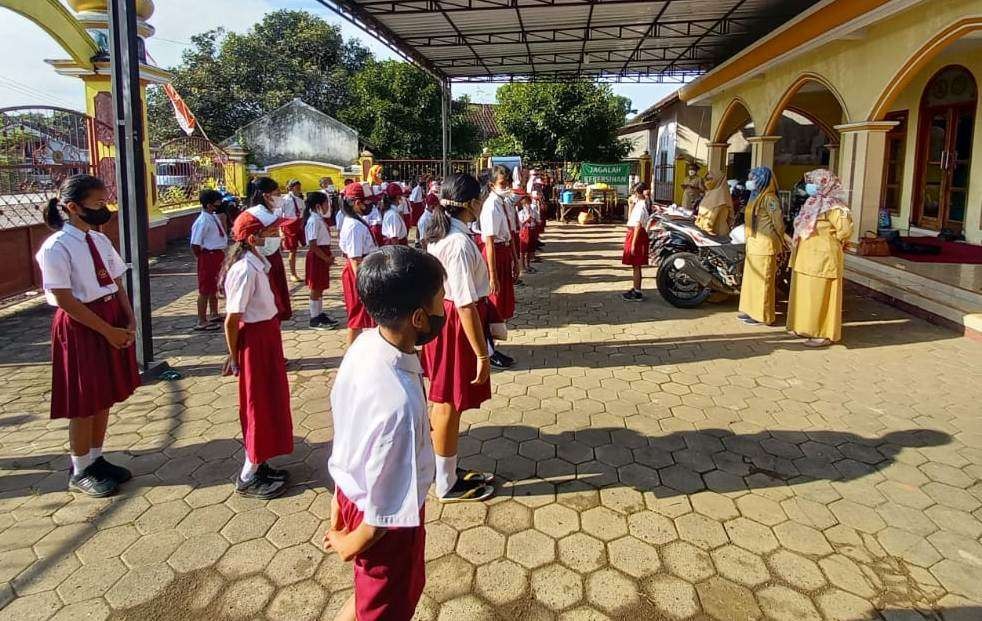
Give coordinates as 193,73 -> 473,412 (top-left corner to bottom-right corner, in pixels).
622,289 -> 642,302
525,266 -> 538,273
90,456 -> 132,484
258,462 -> 289,482
316,313 -> 339,326
489,351 -> 513,369
495,351 -> 514,366
439,477 -> 495,504
235,471 -> 287,500
69,464 -> 118,498
309,317 -> 329,330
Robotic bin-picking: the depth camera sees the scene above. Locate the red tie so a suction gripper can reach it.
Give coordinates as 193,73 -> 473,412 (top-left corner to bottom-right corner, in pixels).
214,213 -> 226,238
85,232 -> 114,287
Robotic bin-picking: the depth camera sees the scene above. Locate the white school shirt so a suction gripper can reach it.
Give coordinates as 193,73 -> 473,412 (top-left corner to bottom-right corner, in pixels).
518,206 -> 533,226
189,211 -> 228,251
335,209 -> 346,232
409,185 -> 424,203
365,206 -> 382,226
328,329 -> 435,528
479,192 -> 511,243
627,200 -> 651,228
224,251 -> 278,324
398,197 -> 411,216
416,210 -> 433,239
279,194 -> 303,219
304,212 -> 332,246
381,208 -> 408,240
36,223 -> 127,306
339,217 -> 377,258
531,202 -> 542,224
427,217 -> 490,307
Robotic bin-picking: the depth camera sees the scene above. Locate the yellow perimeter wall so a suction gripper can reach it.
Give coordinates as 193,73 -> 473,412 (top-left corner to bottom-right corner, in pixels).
264,161 -> 346,194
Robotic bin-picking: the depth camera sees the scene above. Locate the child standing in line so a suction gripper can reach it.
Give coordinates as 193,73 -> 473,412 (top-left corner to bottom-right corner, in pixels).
324,245 -> 444,621
339,183 -> 379,345
278,179 -> 306,282
516,190 -> 537,274
223,210 -> 294,499
365,186 -> 385,247
479,167 -> 516,370
245,177 -> 293,321
303,192 -> 339,331
531,190 -> 545,259
622,182 -> 651,302
36,174 -> 140,497
381,189 -> 409,246
190,189 -> 228,331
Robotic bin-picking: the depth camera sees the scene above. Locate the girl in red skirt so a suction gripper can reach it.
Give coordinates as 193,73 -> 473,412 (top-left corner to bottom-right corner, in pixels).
303,192 -> 339,331
278,179 -> 305,282
244,177 -> 293,321
479,166 -> 517,370
380,188 -> 409,246
422,173 -> 496,504
339,183 -> 379,345
223,210 -> 294,500
516,190 -> 537,273
190,189 -> 228,331
36,174 -> 140,497
622,182 -> 652,302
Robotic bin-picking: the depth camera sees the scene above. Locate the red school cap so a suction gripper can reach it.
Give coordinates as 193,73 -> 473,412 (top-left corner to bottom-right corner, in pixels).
232,211 -> 287,242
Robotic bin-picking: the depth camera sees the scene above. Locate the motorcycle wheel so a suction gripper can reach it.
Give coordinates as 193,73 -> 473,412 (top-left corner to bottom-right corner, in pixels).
656,252 -> 713,308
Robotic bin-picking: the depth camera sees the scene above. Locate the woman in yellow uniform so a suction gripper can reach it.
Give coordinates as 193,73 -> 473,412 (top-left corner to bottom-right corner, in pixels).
695,172 -> 734,237
787,169 -> 854,347
738,167 -> 785,326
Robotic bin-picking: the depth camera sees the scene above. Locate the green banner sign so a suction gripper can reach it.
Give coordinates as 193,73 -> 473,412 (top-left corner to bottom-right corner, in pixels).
580,162 -> 631,185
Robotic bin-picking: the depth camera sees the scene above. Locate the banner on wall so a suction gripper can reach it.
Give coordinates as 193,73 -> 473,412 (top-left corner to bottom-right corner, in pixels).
579,162 -> 631,186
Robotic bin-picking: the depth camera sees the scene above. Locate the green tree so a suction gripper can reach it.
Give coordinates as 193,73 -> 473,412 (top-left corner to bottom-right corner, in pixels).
491,81 -> 632,161
339,60 -> 480,158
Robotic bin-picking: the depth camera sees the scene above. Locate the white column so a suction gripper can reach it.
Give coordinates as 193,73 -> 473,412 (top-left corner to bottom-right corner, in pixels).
834,121 -> 898,243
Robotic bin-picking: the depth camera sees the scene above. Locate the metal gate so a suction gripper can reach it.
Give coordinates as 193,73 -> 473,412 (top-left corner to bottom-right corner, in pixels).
375,159 -> 475,183
153,136 -> 232,211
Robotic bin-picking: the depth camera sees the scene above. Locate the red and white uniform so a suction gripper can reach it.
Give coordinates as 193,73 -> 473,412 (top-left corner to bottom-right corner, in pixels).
225,251 -> 293,463
190,210 -> 228,296
330,329 -> 434,621
304,211 -> 332,291
36,223 -> 140,420
408,184 -> 425,226
278,194 -> 305,251
381,208 -> 408,246
479,190 -> 516,321
518,205 -> 537,254
422,218 -> 492,412
339,217 -> 378,329
245,206 -> 292,320
365,205 -> 384,247
622,199 -> 651,266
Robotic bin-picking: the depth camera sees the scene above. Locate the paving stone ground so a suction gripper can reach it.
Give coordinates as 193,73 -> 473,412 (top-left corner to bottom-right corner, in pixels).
1,223 -> 981,621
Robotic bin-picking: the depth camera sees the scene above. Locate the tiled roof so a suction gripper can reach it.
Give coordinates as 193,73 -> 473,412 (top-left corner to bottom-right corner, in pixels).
465,104 -> 501,139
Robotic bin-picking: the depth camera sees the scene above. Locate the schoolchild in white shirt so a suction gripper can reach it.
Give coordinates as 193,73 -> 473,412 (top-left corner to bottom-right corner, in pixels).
223,211 -> 294,499
278,179 -> 305,282
622,182 -> 652,301
246,177 -> 293,321
189,189 -> 228,331
516,190 -> 537,273
380,190 -> 409,246
302,192 -> 339,330
479,167 -> 517,370
325,245 -> 444,621
339,183 -> 379,345
36,174 -> 140,497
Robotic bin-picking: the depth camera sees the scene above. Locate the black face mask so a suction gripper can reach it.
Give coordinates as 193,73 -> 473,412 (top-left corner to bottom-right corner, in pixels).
213,203 -> 227,214
415,310 -> 446,346
78,205 -> 112,226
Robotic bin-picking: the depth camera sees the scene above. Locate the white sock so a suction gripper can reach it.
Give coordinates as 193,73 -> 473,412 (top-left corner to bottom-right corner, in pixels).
90,447 -> 103,461
71,452 -> 92,474
309,299 -> 322,318
240,457 -> 258,482
487,339 -> 496,356
434,454 -> 458,497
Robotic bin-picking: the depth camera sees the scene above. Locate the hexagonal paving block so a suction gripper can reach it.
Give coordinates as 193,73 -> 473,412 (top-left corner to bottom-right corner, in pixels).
661,540 -> 715,583
266,579 -> 326,621
424,554 -> 474,603
607,536 -> 660,578
711,544 -> 769,587
627,510 -> 678,546
456,526 -> 505,566
690,491 -> 739,521
773,521 -> 833,557
475,558 -> 528,605
724,517 -> 779,554
534,503 -> 580,539
441,503 -> 488,531
266,543 -> 322,586
266,512 -> 321,549
580,507 -> 628,542
216,537 -> 277,578
435,594 -> 496,620
557,533 -> 606,574
531,563 -> 584,611
675,512 -> 728,550
214,574 -> 276,619
585,568 -> 638,616
220,508 -> 278,544
641,574 -> 699,619
486,501 -> 532,536
507,529 -> 556,569
757,584 -> 822,621
767,549 -> 827,592
815,588 -> 876,621
57,557 -> 128,604
696,576 -> 761,621
736,493 -> 787,526
425,522 -> 458,562
121,529 -> 185,569
167,532 -> 229,574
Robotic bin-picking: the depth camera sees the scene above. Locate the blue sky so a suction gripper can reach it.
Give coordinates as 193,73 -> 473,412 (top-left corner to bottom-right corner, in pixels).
0,0 -> 677,117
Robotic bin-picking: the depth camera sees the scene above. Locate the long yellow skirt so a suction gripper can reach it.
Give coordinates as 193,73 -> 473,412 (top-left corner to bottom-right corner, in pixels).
786,271 -> 843,342
738,254 -> 777,325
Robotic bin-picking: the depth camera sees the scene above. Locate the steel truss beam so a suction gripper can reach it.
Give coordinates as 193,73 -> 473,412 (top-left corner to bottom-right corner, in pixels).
357,0 -> 679,14
433,49 -> 718,67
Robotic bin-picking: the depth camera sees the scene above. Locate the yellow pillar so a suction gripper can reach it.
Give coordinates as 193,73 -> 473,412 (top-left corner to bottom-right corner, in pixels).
359,150 -> 374,182
826,143 -> 840,176
224,142 -> 248,197
707,142 -> 730,175
747,136 -> 781,170
638,150 -> 653,186
835,121 -> 897,243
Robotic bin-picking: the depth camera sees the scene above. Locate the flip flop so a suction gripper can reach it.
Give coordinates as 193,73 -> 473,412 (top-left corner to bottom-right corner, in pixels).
457,468 -> 494,484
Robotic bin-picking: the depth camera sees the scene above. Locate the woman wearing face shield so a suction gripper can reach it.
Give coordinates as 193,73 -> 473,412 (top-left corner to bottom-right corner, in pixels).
244,177 -> 293,322
737,167 -> 787,326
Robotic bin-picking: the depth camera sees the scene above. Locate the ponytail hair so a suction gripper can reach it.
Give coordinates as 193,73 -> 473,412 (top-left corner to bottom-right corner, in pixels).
45,174 -> 106,230
303,191 -> 326,227
425,173 -> 481,244
340,197 -> 371,231
248,176 -> 279,210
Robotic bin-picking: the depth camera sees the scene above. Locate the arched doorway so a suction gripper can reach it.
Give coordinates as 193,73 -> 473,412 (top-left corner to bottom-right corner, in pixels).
912,65 -> 977,233
713,99 -> 755,183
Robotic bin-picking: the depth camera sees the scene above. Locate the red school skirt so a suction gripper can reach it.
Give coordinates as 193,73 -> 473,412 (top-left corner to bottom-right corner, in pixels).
486,242 -> 516,321
519,225 -> 537,254
237,318 -> 293,463
265,251 -> 293,321
280,218 -> 305,252
622,228 -> 650,267
197,249 -> 225,296
410,202 -> 424,226
304,246 -> 332,291
336,488 -> 425,621
341,260 -> 376,330
369,224 -> 384,248
382,237 -> 408,246
421,299 -> 492,413
50,295 -> 140,420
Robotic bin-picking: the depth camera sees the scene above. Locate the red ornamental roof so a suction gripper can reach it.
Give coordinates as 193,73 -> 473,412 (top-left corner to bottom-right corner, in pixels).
465,103 -> 501,139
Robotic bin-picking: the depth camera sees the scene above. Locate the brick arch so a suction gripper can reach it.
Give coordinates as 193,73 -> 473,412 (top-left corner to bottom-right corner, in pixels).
712,97 -> 756,144
763,72 -> 849,139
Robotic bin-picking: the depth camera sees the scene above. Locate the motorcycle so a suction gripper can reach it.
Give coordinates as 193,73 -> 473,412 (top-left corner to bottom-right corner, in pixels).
649,213 -> 789,309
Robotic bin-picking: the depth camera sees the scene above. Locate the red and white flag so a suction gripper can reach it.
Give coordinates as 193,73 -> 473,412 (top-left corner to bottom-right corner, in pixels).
163,83 -> 197,136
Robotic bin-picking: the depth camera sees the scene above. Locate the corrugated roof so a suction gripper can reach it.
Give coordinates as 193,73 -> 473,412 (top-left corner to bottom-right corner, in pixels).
314,0 -> 819,83
465,103 -> 501,138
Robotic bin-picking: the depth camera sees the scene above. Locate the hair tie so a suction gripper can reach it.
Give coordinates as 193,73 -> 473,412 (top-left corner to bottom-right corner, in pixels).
440,198 -> 468,208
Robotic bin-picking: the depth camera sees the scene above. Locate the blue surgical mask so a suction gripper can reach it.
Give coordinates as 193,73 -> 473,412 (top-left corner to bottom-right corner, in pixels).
805,183 -> 820,197
746,179 -> 757,192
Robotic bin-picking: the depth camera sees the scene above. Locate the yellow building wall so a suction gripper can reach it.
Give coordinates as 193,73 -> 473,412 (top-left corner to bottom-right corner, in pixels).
774,164 -> 813,193
706,0 -> 982,242
265,162 -> 345,194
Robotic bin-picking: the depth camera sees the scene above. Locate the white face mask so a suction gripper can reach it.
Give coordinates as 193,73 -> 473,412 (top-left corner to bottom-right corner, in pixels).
746,179 -> 758,192
259,235 -> 282,256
